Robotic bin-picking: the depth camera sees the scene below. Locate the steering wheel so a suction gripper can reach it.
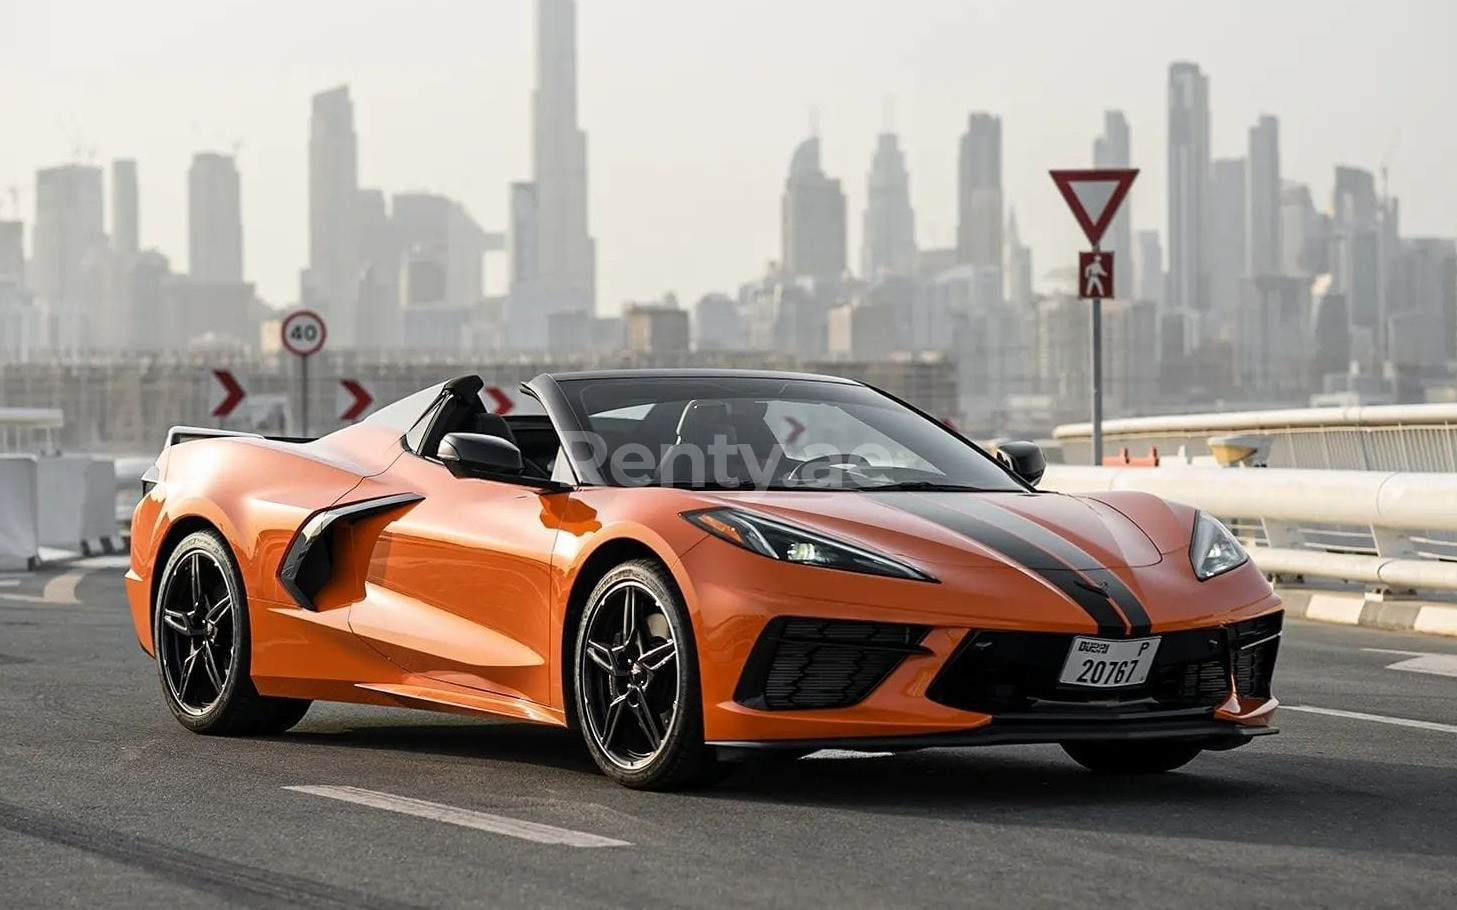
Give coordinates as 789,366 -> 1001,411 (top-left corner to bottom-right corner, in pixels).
787,452 -> 876,486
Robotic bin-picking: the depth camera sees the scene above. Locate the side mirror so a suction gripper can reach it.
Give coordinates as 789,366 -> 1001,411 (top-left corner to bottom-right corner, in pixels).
438,432 -> 524,478
996,441 -> 1046,487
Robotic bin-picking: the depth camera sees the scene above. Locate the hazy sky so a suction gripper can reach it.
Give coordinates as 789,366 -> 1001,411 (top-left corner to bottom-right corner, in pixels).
3,0 -> 1454,312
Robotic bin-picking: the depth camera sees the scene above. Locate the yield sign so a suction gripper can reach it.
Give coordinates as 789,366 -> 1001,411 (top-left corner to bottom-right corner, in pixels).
1049,169 -> 1139,246
338,379 -> 374,421
210,370 -> 246,418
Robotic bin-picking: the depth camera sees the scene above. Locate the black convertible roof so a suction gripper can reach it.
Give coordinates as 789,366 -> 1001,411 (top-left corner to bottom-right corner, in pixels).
542,367 -> 859,384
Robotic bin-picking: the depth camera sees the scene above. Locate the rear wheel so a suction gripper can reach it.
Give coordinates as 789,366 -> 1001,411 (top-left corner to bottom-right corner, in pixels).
572,559 -> 727,790
153,530 -> 311,735
1061,740 -> 1203,774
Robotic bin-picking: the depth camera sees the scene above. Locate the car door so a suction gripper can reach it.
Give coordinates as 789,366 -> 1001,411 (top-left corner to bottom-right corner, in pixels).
347,450 -> 560,705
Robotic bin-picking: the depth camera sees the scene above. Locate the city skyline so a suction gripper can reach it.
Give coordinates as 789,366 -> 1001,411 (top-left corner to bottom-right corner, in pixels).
2,0 -> 1453,313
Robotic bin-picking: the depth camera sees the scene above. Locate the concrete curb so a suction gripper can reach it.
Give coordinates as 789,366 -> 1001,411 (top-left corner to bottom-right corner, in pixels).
1279,588 -> 1457,637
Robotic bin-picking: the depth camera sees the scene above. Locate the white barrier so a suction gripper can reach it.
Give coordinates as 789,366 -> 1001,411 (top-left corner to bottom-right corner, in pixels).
0,456 -> 40,570
35,455 -> 122,555
1043,464 -> 1457,594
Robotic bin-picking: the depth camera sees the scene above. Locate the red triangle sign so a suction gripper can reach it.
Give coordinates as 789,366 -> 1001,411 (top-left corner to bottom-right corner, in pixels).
1049,169 -> 1139,246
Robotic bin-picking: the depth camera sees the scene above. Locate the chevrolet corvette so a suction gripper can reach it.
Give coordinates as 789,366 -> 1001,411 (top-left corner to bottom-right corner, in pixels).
127,369 -> 1281,790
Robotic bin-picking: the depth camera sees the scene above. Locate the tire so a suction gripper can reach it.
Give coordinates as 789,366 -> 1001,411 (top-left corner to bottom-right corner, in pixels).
153,529 -> 312,736
572,559 -> 727,790
1060,740 -> 1204,774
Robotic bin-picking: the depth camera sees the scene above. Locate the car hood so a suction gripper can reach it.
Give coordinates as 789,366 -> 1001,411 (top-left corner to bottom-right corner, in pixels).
698,490 -> 1164,571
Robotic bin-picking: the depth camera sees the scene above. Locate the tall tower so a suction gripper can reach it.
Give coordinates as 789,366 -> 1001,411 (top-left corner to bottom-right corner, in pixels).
1167,62 -> 1210,320
112,159 -> 139,257
860,132 -> 915,280
188,152 -> 243,282
1247,115 -> 1281,278
32,164 -> 106,351
781,137 -> 847,281
956,113 -> 1002,276
1093,111 -> 1132,262
507,0 -> 597,349
303,86 -> 360,346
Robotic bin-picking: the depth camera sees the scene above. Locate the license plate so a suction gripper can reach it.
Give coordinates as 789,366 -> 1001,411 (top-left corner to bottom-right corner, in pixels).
1058,636 -> 1161,688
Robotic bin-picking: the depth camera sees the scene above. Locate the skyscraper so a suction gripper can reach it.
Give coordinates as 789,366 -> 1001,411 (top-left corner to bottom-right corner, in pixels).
507,0 -> 596,349
112,159 -> 139,257
956,113 -> 1002,278
32,164 -> 106,351
860,133 -> 916,280
1211,157 -> 1247,319
781,137 -> 847,280
188,152 -> 243,282
1330,165 -> 1381,338
1093,111 -> 1132,261
1135,230 -> 1164,304
1167,62 -> 1210,317
1247,115 -> 1281,277
303,85 -> 361,347
1005,208 -> 1033,308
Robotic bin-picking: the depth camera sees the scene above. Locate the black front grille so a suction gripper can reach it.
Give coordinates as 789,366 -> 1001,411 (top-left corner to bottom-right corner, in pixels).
927,612 -> 1282,717
735,618 -> 930,711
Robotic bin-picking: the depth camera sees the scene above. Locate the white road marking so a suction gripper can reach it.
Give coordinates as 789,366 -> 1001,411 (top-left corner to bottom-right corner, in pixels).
1363,648 -> 1457,679
1283,705 -> 1457,735
284,786 -> 631,848
805,749 -> 897,760
40,570 -> 85,605
0,558 -> 127,605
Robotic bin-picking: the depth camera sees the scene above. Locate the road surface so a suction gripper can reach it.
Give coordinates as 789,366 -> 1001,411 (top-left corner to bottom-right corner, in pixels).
2,560 -> 1454,909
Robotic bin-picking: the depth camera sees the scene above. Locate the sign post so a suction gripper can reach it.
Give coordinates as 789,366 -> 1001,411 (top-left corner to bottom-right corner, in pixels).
1049,168 -> 1139,466
280,309 -> 327,436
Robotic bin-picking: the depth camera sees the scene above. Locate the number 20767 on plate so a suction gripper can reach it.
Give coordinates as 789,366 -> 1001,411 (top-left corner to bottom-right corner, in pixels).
1058,636 -> 1161,688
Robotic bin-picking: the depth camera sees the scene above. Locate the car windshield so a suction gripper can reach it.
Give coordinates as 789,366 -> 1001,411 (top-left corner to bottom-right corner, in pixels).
554,376 -> 1025,492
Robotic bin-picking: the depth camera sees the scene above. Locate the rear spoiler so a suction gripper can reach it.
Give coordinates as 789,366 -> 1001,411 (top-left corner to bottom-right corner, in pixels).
164,425 -> 315,449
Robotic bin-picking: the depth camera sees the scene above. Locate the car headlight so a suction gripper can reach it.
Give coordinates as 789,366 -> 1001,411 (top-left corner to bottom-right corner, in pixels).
682,507 -> 936,582
1189,511 -> 1249,580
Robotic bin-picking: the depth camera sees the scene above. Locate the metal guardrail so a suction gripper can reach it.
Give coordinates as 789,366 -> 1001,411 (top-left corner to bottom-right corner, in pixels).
1053,403 -> 1457,472
1043,465 -> 1457,595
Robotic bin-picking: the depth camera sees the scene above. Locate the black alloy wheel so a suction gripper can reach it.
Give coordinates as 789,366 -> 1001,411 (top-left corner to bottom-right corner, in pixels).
573,559 -> 726,790
153,530 -> 311,735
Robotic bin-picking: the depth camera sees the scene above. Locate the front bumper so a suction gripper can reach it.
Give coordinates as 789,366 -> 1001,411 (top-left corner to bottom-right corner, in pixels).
680,539 -> 1283,744
712,712 -> 1277,754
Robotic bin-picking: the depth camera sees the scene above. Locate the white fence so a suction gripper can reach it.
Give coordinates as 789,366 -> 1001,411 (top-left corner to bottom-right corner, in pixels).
1054,403 -> 1457,472
1044,464 -> 1457,595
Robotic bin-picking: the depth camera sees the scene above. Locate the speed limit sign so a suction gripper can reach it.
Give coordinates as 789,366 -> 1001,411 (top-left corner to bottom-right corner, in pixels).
281,309 -> 327,358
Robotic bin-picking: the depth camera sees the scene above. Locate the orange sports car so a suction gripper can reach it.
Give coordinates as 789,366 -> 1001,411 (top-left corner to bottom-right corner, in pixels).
127,369 -> 1281,790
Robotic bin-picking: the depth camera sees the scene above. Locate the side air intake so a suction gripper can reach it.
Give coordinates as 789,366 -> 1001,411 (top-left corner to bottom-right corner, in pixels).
277,493 -> 423,611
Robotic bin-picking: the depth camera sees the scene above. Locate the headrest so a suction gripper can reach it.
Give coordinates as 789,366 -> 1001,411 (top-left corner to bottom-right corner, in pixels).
471,412 -> 516,443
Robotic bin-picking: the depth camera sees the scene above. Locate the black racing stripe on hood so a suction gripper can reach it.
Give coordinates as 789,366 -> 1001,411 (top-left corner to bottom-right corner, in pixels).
880,494 -> 1128,637
958,498 -> 1155,637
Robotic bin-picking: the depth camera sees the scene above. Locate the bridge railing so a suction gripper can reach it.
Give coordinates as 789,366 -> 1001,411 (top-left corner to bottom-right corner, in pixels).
1043,465 -> 1457,595
1053,403 -> 1457,472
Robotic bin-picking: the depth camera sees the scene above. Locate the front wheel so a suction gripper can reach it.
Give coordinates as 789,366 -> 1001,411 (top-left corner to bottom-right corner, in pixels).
572,559 -> 727,790
1060,740 -> 1203,774
153,530 -> 312,736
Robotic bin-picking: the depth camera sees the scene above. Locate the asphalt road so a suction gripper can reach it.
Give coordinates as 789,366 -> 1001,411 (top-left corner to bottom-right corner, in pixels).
2,561 -> 1455,910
